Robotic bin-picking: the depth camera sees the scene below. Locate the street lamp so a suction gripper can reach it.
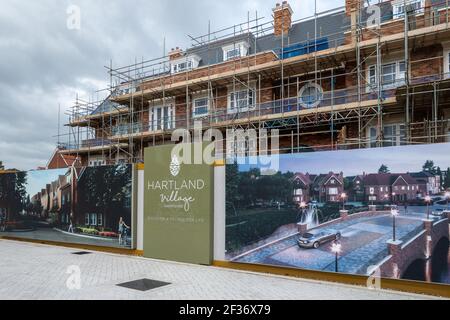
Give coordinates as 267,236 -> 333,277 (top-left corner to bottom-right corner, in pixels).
425,195 -> 431,220
331,241 -> 342,272
341,193 -> 347,211
300,201 -> 307,209
391,208 -> 399,241
392,192 -> 396,205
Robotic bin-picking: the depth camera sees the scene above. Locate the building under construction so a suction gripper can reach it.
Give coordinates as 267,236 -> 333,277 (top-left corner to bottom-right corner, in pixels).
60,0 -> 450,166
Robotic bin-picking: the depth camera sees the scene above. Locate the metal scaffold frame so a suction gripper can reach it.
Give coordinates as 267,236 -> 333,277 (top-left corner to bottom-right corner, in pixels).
59,0 -> 450,164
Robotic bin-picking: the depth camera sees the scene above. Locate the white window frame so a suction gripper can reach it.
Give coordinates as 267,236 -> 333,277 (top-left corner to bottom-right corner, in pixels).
328,187 -> 338,195
98,214 -> 103,226
170,55 -> 201,74
192,95 -> 210,118
367,123 -> 406,148
392,0 -> 425,19
85,213 -> 90,225
443,44 -> 450,78
90,213 -> 97,226
88,158 -> 106,167
298,82 -> 324,109
367,60 -> 406,91
149,102 -> 175,132
222,42 -> 249,61
227,84 -> 256,114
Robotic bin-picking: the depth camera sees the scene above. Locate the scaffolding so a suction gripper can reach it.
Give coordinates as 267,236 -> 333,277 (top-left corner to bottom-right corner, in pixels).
60,0 -> 450,165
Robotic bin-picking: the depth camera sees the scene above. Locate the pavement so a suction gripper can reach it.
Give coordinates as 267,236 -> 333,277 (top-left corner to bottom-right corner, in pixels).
0,239 -> 443,300
1,227 -> 131,249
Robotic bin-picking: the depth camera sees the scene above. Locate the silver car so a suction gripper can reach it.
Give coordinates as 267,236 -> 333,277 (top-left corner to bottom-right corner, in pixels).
297,230 -> 341,249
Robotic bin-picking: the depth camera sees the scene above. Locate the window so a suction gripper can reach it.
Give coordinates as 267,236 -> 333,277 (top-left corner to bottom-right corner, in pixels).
393,0 -> 424,19
171,60 -> 192,73
444,49 -> 450,78
368,123 -> 406,147
89,159 -> 106,167
294,189 -> 303,196
228,89 -> 255,113
298,83 -> 323,108
85,213 -> 90,225
225,48 -> 241,60
368,61 -> 406,90
222,42 -> 249,61
90,213 -> 97,226
328,188 -> 338,195
98,214 -> 103,226
170,55 -> 201,74
193,97 -> 209,118
370,187 -> 375,195
150,105 -> 175,131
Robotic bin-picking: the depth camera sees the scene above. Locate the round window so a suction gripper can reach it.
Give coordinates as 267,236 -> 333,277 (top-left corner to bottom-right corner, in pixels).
298,83 -> 323,108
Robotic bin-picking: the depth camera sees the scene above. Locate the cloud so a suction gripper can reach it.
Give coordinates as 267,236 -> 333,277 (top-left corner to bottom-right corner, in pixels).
0,0 -> 341,170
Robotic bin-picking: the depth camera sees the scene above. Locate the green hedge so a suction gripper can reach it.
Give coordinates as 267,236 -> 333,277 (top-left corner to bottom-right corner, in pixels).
226,208 -> 298,252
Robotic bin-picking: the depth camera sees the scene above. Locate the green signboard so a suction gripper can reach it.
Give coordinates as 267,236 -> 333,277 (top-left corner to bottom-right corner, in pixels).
143,143 -> 214,265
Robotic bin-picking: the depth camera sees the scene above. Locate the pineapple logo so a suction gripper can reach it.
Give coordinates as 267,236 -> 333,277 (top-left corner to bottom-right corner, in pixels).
170,155 -> 181,177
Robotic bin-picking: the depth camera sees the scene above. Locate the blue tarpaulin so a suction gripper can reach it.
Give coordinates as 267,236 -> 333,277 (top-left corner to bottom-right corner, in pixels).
278,38 -> 329,59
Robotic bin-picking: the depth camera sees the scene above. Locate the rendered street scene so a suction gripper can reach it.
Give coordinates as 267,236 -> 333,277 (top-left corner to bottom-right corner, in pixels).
226,145 -> 450,285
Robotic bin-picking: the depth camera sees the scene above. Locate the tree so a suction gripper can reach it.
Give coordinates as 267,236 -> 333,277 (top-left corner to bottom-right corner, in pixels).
226,162 -> 240,215
444,168 -> 450,190
437,167 -> 443,190
378,164 -> 390,174
77,164 -> 131,229
0,171 -> 28,221
423,160 -> 437,174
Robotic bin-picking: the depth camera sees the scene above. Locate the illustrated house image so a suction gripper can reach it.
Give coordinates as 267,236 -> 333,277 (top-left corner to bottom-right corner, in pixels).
363,173 -> 421,203
409,171 -> 441,195
293,173 -> 312,204
311,172 -> 344,203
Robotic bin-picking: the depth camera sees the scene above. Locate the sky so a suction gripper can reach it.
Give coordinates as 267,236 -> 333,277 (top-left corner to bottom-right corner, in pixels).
238,143 -> 450,176
0,0 -> 342,171
26,168 -> 68,197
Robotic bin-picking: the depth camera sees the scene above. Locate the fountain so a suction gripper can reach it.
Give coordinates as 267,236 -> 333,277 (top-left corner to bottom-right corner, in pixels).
300,203 -> 320,229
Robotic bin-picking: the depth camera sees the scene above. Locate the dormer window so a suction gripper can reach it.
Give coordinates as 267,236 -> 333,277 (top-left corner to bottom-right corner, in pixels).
170,55 -> 200,74
172,60 -> 192,73
222,42 -> 249,61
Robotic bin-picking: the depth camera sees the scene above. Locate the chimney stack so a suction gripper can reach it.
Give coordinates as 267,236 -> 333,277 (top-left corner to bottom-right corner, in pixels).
273,1 -> 293,37
345,0 -> 363,16
168,47 -> 183,61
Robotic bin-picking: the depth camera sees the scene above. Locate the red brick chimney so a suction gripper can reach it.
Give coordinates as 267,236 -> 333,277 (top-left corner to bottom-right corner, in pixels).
168,47 -> 183,61
273,1 -> 293,37
345,0 -> 363,16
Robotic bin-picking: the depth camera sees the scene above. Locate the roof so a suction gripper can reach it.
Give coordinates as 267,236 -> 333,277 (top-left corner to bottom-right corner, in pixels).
166,0 -> 447,71
46,148 -> 80,169
91,94 -> 122,115
409,171 -> 435,178
363,173 -> 419,186
293,173 -> 312,185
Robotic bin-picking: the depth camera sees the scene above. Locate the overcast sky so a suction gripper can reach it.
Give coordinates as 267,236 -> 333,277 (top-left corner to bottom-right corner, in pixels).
0,0 -> 343,171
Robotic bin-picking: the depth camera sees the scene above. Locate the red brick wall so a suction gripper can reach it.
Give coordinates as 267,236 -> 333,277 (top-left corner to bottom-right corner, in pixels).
410,44 -> 443,79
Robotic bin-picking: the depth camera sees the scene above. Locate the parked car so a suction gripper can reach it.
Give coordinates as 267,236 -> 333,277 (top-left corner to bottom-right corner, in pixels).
297,229 -> 341,249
